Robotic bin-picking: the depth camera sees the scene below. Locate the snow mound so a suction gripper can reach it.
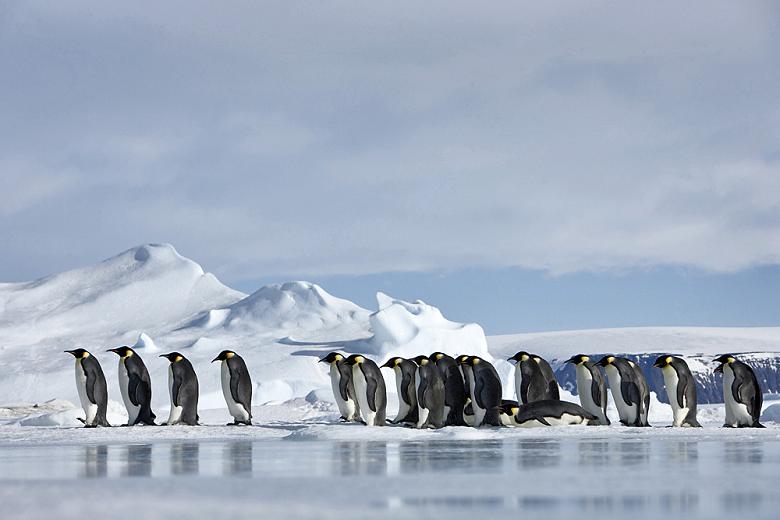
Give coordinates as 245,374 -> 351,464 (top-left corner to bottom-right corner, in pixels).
0,243 -> 244,344
133,332 -> 159,352
761,403 -> 780,423
365,292 -> 489,360
222,281 -> 370,331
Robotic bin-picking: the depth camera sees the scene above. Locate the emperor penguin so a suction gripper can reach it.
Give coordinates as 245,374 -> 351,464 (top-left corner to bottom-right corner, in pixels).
456,355 -> 476,425
504,400 -> 599,428
508,351 -> 558,404
107,346 -> 156,426
714,354 -> 764,428
380,357 -> 418,425
461,356 -> 502,427
345,355 -> 387,426
565,354 -> 610,425
212,350 -> 253,425
431,352 -> 469,426
159,352 -> 200,426
65,349 -> 110,427
319,352 -> 361,422
411,355 -> 446,429
598,356 -> 650,427
653,355 -> 701,427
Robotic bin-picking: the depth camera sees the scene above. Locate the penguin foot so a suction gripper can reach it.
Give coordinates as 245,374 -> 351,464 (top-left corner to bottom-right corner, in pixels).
83,424 -> 97,429
339,416 -> 349,422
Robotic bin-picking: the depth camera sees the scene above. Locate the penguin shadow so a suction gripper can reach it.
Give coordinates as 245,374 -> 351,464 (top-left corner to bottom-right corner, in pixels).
398,440 -> 505,474
576,439 -> 611,467
170,442 -> 200,475
332,441 -> 387,476
723,440 -> 764,465
516,439 -> 561,469
122,444 -> 153,477
664,440 -> 699,464
80,444 -> 108,478
223,441 -> 253,476
617,439 -> 650,466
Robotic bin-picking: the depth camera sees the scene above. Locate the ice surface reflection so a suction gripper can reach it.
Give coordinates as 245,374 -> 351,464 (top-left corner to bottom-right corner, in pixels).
1,435 -> 779,519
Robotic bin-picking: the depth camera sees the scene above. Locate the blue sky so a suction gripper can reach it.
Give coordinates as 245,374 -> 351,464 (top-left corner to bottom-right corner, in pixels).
1,1 -> 779,333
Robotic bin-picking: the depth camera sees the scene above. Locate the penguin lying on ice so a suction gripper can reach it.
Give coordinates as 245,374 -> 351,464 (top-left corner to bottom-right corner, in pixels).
502,400 -> 599,427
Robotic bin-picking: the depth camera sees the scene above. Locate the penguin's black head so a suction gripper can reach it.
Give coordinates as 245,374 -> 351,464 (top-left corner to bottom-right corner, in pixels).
597,356 -> 616,367
160,352 -> 184,363
565,354 -> 590,365
468,356 -> 484,366
412,355 -> 430,366
508,351 -> 531,364
65,348 -> 90,359
107,346 -> 134,358
456,355 -> 472,365
345,354 -> 366,366
318,352 -> 345,364
500,400 -> 520,417
653,355 -> 674,368
713,354 -> 736,373
380,357 -> 403,369
212,350 -> 236,363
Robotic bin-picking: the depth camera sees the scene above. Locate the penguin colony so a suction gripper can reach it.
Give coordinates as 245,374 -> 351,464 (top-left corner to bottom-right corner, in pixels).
64,349 -> 765,429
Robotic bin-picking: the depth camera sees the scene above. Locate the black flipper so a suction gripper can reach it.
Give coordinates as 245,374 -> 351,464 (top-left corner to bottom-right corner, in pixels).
366,371 -> 378,412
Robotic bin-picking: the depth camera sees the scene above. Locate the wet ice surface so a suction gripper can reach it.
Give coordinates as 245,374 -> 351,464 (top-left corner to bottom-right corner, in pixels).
2,426 -> 780,519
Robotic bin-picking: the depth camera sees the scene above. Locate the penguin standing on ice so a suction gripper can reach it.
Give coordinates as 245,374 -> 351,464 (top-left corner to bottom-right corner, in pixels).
380,357 -> 418,425
504,400 -> 599,428
320,352 -> 361,422
159,352 -> 199,426
653,355 -> 701,427
461,356 -> 502,427
107,346 -> 156,426
212,350 -> 252,425
598,356 -> 650,427
411,355 -> 446,429
508,351 -> 558,404
714,354 -> 764,428
65,349 -> 110,427
565,354 -> 610,425
345,355 -> 387,426
456,355 -> 477,426
431,352 -> 469,426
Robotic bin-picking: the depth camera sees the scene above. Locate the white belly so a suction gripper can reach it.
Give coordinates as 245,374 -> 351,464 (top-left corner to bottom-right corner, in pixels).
393,367 -> 411,422
415,369 -> 428,428
118,361 -> 141,424
661,367 -> 689,427
75,361 -> 97,425
329,364 -> 350,418
468,372 -> 486,427
167,366 -> 183,425
514,366 -> 525,404
723,366 -> 753,426
352,365 -> 376,426
575,367 -> 597,412
605,366 -> 637,423
221,362 -> 250,421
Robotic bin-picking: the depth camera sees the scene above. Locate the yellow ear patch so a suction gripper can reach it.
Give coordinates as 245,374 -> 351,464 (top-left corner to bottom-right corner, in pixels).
82,351 -> 90,358
435,353 -> 443,360
226,352 -> 235,359
665,356 -> 672,364
420,358 -> 429,365
607,356 -> 615,364
521,354 -> 529,361
355,356 -> 364,363
473,358 -> 481,365
175,355 -> 183,363
727,357 -> 735,364
582,356 -> 589,362
125,350 -> 134,358
334,354 -> 343,361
